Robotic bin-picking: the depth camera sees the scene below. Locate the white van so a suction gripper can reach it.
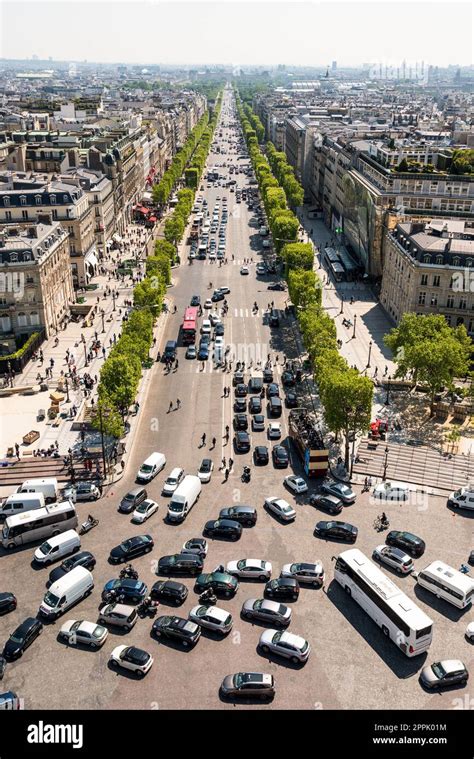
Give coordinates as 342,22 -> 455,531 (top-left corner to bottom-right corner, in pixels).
0,492 -> 45,521
39,566 -> 94,619
34,529 -> 81,566
137,452 -> 166,483
415,560 -> 474,609
448,486 -> 474,511
167,475 -> 201,523
17,478 -> 59,505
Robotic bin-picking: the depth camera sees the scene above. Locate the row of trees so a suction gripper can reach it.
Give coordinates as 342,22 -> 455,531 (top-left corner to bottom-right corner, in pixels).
266,142 -> 304,210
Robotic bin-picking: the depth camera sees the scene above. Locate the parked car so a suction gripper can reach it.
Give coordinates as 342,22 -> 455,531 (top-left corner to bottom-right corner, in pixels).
219,505 -> 257,526
249,397 -> 262,414
109,645 -> 153,676
420,660 -> 469,690
264,497 -> 296,522
220,672 -> 275,700
272,445 -> 289,468
372,545 -> 414,574
242,598 -> 291,627
285,391 -> 298,408
284,475 -> 308,495
59,620 -> 108,648
0,593 -> 17,615
234,398 -> 247,413
265,577 -> 300,602
226,559 -> 272,581
235,383 -> 248,397
263,368 -> 273,382
252,415 -> 265,432
109,535 -> 154,564
3,618 -> 43,661
198,459 -> 214,483
162,468 -> 185,495
131,499 -> 159,524
189,605 -> 233,634
308,494 -> 343,515
321,480 -> 356,505
150,580 -> 188,606
254,446 -> 269,465
372,481 -> 410,501
280,562 -> 324,587
194,572 -> 239,598
233,414 -> 248,431
152,615 -> 201,647
266,383 -> 280,399
64,481 -> 100,502
267,422 -> 282,440
234,431 -> 251,453
386,530 -> 426,558
259,629 -> 310,664
204,519 -> 242,541
98,603 -> 138,631
314,520 -> 358,543
48,551 -> 96,584
181,538 -> 208,557
157,554 -> 203,576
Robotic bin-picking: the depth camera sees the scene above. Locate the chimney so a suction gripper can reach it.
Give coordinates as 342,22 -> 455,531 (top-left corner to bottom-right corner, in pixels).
28,226 -> 38,238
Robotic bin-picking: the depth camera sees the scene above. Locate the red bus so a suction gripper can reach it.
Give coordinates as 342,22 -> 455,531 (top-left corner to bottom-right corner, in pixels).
182,306 -> 199,344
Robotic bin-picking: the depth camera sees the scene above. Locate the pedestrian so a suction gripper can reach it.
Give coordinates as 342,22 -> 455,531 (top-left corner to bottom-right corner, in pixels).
120,460 -> 125,472
384,365 -> 388,376
221,457 -> 226,470
364,476 -> 368,492
224,467 -> 229,481
14,442 -> 20,460
201,433 -> 206,446
211,436 -> 216,449
176,398 -> 181,409
229,457 -> 234,471
374,367 -> 378,378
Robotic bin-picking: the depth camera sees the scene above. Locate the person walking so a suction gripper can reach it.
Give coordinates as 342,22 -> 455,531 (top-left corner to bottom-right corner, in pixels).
211,437 -> 217,449
168,401 -> 173,413
201,433 -> 206,447
224,467 -> 229,482
221,457 -> 226,470
229,457 -> 234,471
176,398 -> 181,409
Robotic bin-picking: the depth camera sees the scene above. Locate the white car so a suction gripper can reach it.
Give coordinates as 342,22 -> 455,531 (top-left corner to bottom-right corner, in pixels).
162,468 -> 185,496
262,239 -> 271,248
372,481 -> 410,501
60,620 -> 108,648
209,250 -> 217,259
240,266 -> 249,275
131,498 -> 159,524
264,497 -> 296,522
267,423 -> 281,440
226,559 -> 272,581
198,458 -> 214,483
372,544 -> 414,575
259,629 -> 310,664
284,475 -> 308,495
182,538 -> 208,557
281,562 -> 325,587
214,336 -> 225,350
465,622 -> 474,641
201,320 -> 212,335
209,312 -> 221,326
189,605 -> 233,634
109,645 -> 154,676
204,299 -> 213,309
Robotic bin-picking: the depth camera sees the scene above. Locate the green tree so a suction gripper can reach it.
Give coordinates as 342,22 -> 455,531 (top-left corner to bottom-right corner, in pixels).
271,215 -> 299,253
90,394 -> 125,440
281,241 -> 313,271
397,158 -> 409,172
164,215 -> 185,247
288,269 -> 321,309
319,370 -> 373,467
133,277 -> 165,318
99,354 -> 141,415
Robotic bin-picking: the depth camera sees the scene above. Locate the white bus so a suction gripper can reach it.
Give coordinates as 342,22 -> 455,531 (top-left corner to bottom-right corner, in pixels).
2,501 -> 77,550
333,548 -> 433,657
415,561 -> 474,609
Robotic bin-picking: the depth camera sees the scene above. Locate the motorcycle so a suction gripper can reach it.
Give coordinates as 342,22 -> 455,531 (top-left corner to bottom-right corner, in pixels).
241,466 -> 251,483
79,517 -> 99,535
119,565 -> 138,581
199,590 -> 217,606
137,597 -> 159,617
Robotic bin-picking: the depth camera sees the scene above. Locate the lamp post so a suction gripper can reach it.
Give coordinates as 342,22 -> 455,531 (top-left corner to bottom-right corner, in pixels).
112,291 -> 116,312
382,445 -> 389,481
385,375 -> 391,406
340,295 -> 344,315
367,340 -> 373,369
98,404 -> 108,481
352,313 -> 357,340
65,377 -> 70,403
83,341 -> 88,367
101,309 -> 105,334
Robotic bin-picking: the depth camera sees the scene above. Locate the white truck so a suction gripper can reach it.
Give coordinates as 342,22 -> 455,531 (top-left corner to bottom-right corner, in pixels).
167,475 -> 201,523
447,486 -> 474,511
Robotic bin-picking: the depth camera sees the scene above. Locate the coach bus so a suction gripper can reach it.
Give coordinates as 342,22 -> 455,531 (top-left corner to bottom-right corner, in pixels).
333,548 -> 433,657
182,306 -> 199,345
2,501 -> 78,550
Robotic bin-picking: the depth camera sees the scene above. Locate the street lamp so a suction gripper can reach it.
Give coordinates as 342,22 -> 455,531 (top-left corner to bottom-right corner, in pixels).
112,291 -> 116,312
340,295 -> 344,315
101,309 -> 105,333
385,375 -> 391,406
83,341 -> 88,367
65,377 -> 70,403
382,445 -> 389,481
367,341 -> 373,369
352,313 -> 357,340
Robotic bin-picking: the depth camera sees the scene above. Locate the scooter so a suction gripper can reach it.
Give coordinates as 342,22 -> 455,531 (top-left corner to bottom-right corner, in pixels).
241,466 -> 251,483
119,565 -> 138,581
199,591 -> 217,606
137,597 -> 160,617
79,517 -> 99,535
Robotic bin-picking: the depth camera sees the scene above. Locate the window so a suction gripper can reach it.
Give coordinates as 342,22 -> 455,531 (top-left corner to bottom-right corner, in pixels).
453,257 -> 460,267
0,314 -> 11,331
430,294 -> 438,307
5,211 -> 11,221
3,197 -> 10,207
459,298 -> 467,310
50,195 -> 56,205
420,274 -> 428,286
35,195 -> 41,205
20,196 -> 27,206
52,210 -> 58,220
423,255 -> 431,264
446,295 -> 455,308
17,312 -> 27,327
22,210 -> 28,220
63,195 -> 68,203
29,311 -> 40,326
418,291 -> 426,306
436,256 -> 444,265
433,275 -> 440,287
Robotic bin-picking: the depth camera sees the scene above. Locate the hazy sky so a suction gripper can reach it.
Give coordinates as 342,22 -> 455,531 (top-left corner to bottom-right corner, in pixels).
1,0 -> 472,67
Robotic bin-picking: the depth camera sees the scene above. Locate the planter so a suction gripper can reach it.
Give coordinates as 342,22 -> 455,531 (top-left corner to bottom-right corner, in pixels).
23,430 -> 40,445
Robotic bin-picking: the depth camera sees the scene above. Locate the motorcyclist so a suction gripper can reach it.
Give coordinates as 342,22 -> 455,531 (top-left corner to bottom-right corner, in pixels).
380,511 -> 389,526
88,514 -> 94,524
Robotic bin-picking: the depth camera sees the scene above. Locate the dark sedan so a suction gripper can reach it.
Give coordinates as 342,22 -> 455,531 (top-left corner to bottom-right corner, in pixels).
219,505 -> 257,526
234,398 -> 247,413
266,383 -> 280,399
48,551 -> 96,584
195,572 -> 239,598
0,592 -> 17,615
249,397 -> 262,414
309,494 -> 343,515
233,413 -> 248,431
204,519 -> 242,541
190,295 -> 200,306
101,579 -> 148,604
268,282 -> 287,291
282,371 -> 295,387
150,580 -> 188,606
233,371 -> 245,386
264,577 -> 300,602
109,535 -> 154,564
3,617 -> 43,661
157,553 -> 203,576
272,445 -> 289,468
263,369 -> 273,383
234,431 -> 251,453
386,530 -> 426,558
152,616 -> 201,648
235,383 -> 248,397
314,520 -> 358,543
254,446 -> 269,465
285,391 -> 298,408
198,345 -> 209,361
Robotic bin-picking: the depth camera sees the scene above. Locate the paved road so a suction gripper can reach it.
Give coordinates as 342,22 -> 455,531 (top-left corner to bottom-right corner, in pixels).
1,88 -> 472,711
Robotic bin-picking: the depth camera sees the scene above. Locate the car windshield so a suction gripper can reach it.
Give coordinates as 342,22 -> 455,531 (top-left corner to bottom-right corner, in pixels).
43,592 -> 60,608
38,541 -> 52,555
272,631 -> 283,644
141,465 -> 153,473
431,662 -> 446,678
136,502 -> 150,512
169,503 -> 183,512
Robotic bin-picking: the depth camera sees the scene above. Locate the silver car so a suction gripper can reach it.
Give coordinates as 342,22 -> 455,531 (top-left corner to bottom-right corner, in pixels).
259,629 -> 311,664
98,603 -> 138,631
60,619 -> 108,648
281,562 -> 325,587
372,545 -> 414,575
321,480 -> 356,505
182,538 -> 208,558
188,605 -> 233,634
242,598 -> 291,627
264,497 -> 296,522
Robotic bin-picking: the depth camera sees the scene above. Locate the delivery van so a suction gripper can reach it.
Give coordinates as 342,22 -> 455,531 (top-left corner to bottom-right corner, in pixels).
39,566 -> 94,619
17,478 -> 59,505
136,452 -> 166,483
448,486 -> 474,511
167,475 -> 201,523
34,529 -> 81,566
0,492 -> 45,521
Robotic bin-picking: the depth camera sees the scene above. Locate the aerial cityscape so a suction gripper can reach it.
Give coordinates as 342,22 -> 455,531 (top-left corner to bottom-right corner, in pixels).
0,0 -> 473,739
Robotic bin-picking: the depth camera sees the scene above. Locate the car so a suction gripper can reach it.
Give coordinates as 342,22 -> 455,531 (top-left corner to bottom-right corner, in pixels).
248,376 -> 264,393
386,531 -> 426,558
189,605 -> 233,634
150,580 -> 188,606
48,551 -> 96,584
195,572 -> 239,598
420,660 -> 469,690
242,598 -> 292,627
214,336 -> 225,350
268,282 -> 287,291
198,458 -> 214,483
204,299 -> 213,309
372,545 -> 414,575
219,505 -> 257,526
131,499 -> 159,524
465,622 -> 474,641
266,382 -> 279,398
282,371 -> 295,387
200,334 -> 211,346
265,577 -> 300,602
234,398 -> 246,413
263,368 -> 273,383
259,629 -> 310,664
181,538 -> 208,557
314,520 -> 358,543
256,263 -> 267,275
218,286 -> 231,295
284,475 -> 308,494
215,323 -> 225,336
157,554 -> 204,576
190,295 -> 201,306
281,562 -> 325,587
234,413 -> 248,431
63,481 -> 100,502
211,291 -> 225,302
152,615 -> 201,647
235,383 -> 248,397
185,345 -> 197,360
240,266 -> 249,275
0,592 -> 17,615
372,481 -> 411,501
204,519 -> 242,541
198,345 -> 209,361
272,445 -> 289,468
102,579 -> 148,604
60,620 -> 108,648
249,396 -> 262,414
264,497 -> 296,522
226,559 -> 272,581
252,414 -> 265,432
162,467 -> 185,495
109,645 -> 153,676
233,371 -> 245,386
201,319 -> 212,334
285,391 -> 298,408
109,535 -> 154,564
220,672 -> 275,700
309,494 -> 343,515
321,480 -> 356,505
98,602 -> 138,631
3,618 -> 43,661
254,446 -> 269,465
234,431 -> 251,453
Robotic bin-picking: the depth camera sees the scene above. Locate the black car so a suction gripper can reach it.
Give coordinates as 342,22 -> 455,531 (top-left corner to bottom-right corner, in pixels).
157,554 -> 203,576
234,431 -> 251,453
204,519 -> 242,541
386,531 -> 426,558
309,494 -> 343,515
48,551 -> 96,584
215,323 -> 225,336
150,581 -> 188,606
282,371 -> 296,387
272,445 -> 289,468
233,413 -> 248,431
234,398 -> 247,413
252,414 -> 265,432
249,397 -> 262,414
3,617 -> 43,661
314,520 -> 358,543
0,593 -> 17,615
102,579 -> 148,604
211,291 -> 225,302
219,505 -> 257,527
233,371 -> 245,386
263,368 -> 274,383
200,334 -> 211,345
254,446 -> 269,465
152,615 -> 201,647
248,377 -> 263,393
190,295 -> 201,306
266,383 -> 279,399
268,282 -> 287,291
285,391 -> 298,408
268,397 -> 282,417
198,345 -> 209,361
265,577 -> 300,602
195,572 -> 239,597
235,383 -> 248,397
109,535 -> 154,564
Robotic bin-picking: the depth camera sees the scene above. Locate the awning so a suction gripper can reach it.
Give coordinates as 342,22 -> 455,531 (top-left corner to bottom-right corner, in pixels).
86,251 -> 98,268
134,205 -> 149,215
148,216 -> 157,223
